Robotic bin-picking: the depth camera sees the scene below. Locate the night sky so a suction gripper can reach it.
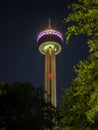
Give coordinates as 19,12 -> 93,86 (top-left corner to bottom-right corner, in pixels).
0,0 -> 89,101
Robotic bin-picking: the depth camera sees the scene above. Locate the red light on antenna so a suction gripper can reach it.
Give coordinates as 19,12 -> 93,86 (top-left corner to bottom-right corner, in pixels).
48,73 -> 52,79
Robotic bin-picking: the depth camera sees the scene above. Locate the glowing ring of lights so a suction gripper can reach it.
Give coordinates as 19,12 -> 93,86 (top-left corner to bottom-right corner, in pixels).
37,29 -> 63,42
39,41 -> 61,55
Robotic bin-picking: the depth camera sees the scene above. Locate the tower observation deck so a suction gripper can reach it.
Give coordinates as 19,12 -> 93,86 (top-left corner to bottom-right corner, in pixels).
37,26 -> 63,107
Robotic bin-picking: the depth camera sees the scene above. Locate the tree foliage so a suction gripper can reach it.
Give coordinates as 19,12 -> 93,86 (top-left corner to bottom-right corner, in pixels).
0,82 -> 58,130
58,0 -> 98,129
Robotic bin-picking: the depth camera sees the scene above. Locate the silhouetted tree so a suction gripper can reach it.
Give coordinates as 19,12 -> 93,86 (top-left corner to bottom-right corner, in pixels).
0,82 -> 58,130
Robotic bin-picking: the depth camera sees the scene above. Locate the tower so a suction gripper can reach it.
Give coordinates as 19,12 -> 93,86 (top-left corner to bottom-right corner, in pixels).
37,21 -> 63,107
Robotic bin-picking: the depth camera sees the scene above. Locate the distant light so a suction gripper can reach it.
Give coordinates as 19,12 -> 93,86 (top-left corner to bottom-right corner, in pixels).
37,30 -> 63,42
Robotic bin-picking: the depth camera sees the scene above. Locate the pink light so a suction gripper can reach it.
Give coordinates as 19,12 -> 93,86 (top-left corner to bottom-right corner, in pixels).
49,31 -> 52,34
37,30 -> 63,42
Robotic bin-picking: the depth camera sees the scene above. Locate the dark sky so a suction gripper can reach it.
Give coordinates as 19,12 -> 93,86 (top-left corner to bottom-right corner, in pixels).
0,0 -> 89,101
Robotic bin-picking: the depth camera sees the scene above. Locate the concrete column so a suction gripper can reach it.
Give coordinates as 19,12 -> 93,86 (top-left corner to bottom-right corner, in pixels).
44,48 -> 56,107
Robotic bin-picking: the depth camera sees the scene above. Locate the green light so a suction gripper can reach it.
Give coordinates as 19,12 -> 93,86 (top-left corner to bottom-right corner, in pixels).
44,45 -> 55,51
39,41 -> 61,55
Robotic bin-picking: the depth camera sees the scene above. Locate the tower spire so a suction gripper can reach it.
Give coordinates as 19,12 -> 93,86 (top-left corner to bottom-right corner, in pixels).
48,17 -> 51,29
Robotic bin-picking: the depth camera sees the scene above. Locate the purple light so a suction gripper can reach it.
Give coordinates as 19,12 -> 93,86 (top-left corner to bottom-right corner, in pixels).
37,30 -> 63,42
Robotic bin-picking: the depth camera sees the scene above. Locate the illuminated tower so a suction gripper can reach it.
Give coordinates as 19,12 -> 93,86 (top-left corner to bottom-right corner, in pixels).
37,20 -> 63,107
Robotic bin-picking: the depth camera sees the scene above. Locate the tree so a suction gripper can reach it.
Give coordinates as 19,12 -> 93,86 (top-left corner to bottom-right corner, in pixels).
0,82 -> 58,130
57,0 -> 98,129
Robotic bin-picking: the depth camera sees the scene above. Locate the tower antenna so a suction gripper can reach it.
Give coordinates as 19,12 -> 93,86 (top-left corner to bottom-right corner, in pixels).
48,17 -> 51,29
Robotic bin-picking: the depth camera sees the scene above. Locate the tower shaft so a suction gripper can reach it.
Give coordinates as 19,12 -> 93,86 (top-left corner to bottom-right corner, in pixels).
44,48 -> 56,107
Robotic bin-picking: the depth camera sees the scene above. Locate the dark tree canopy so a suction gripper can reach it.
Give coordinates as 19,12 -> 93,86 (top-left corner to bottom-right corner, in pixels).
0,82 -> 58,130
